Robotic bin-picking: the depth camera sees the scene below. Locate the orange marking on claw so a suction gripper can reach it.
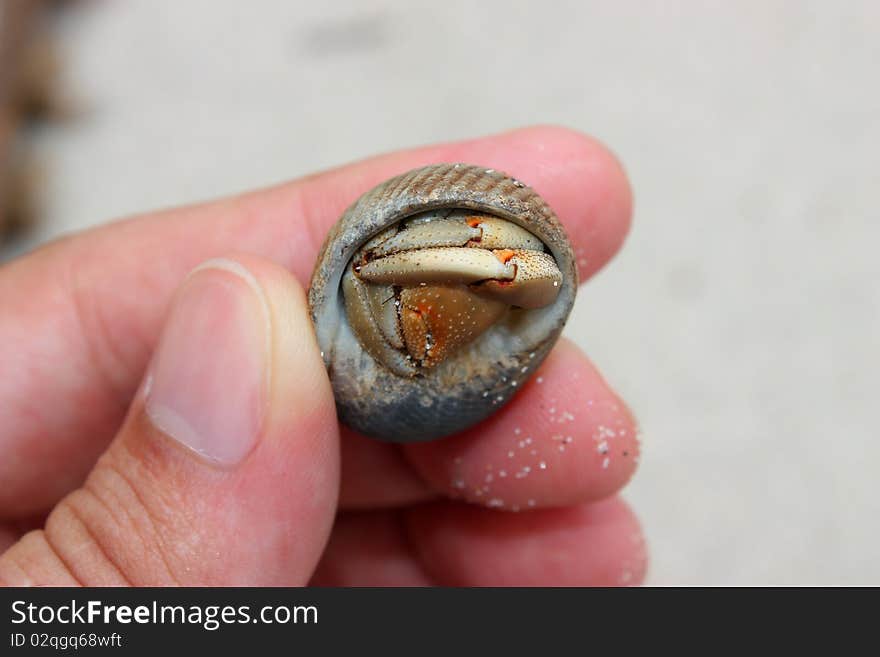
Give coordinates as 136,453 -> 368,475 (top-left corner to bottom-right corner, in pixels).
494,249 -> 516,263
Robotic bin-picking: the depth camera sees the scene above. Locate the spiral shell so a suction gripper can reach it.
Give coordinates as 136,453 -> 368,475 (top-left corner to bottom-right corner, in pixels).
308,164 -> 577,442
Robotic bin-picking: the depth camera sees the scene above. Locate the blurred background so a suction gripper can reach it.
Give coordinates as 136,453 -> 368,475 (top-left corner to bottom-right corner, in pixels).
2,0 -> 877,584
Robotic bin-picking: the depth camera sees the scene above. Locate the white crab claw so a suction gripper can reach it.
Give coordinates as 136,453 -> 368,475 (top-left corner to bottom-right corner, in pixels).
469,250 -> 562,309
358,247 -> 516,285
465,216 -> 544,250
368,215 -> 480,257
366,211 -> 545,258
359,246 -> 562,310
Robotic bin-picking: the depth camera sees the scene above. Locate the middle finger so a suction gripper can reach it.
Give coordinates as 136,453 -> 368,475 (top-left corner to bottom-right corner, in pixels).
338,339 -> 640,511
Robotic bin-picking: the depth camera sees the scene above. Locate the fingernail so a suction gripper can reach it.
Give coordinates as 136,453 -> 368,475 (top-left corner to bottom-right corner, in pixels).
145,259 -> 270,465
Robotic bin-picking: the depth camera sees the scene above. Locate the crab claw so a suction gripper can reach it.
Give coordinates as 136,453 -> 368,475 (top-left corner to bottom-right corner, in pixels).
357,247 -> 516,286
358,246 -> 563,310
463,215 -> 544,250
365,211 -> 545,258
470,249 -> 562,309
367,215 -> 480,257
398,286 -> 506,368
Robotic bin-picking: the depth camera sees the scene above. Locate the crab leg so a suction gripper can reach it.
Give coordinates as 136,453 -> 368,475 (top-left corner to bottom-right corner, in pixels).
341,269 -> 417,377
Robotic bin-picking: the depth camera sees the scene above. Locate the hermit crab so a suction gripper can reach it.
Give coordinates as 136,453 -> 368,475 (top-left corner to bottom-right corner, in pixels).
308,164 -> 577,442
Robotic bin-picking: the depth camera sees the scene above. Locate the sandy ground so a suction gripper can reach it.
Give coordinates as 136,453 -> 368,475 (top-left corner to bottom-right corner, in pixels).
3,1 -> 878,584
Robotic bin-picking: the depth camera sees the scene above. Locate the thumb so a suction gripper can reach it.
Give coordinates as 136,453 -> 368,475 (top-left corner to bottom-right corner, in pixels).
0,256 -> 339,585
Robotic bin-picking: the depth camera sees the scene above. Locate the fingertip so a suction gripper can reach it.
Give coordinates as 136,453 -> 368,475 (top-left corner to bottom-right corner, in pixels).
403,338 -> 641,510
434,125 -> 633,281
406,495 -> 648,586
506,125 -> 634,281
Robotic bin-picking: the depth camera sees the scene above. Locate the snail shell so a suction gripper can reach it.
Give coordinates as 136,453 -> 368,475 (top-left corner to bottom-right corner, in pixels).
308,163 -> 577,442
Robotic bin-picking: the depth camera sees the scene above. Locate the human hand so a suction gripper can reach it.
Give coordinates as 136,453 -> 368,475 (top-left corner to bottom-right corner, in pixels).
0,126 -> 646,586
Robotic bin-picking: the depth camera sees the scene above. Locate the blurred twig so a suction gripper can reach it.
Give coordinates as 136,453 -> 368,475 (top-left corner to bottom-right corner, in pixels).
0,0 -> 68,243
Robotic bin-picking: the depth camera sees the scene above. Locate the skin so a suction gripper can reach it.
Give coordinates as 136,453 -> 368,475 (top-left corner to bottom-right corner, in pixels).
0,126 -> 646,586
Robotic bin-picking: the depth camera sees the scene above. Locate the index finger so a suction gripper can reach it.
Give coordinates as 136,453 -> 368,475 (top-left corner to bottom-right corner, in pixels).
0,125 -> 632,517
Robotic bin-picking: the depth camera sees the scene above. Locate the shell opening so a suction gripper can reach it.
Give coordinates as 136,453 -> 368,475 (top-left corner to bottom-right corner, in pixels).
342,209 -> 563,376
